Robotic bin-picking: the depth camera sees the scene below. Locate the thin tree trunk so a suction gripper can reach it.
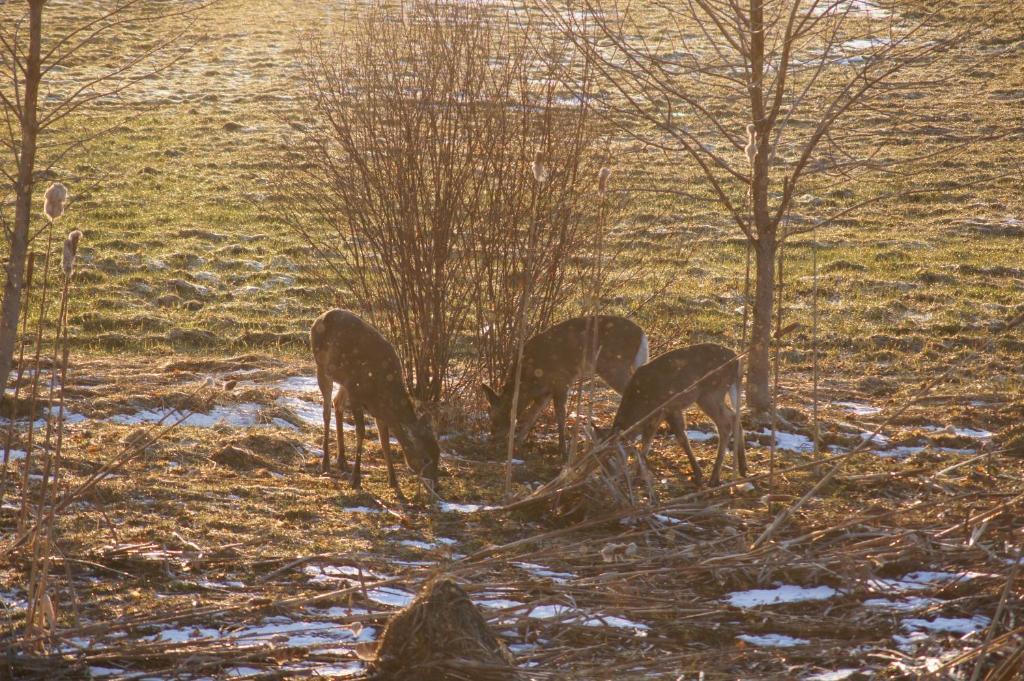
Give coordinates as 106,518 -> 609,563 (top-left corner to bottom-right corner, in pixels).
0,2 -> 44,390
747,236 -> 775,413
745,0 -> 777,414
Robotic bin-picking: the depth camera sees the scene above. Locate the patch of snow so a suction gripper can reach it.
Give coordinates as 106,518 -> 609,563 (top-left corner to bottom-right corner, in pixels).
923,425 -> 993,439
474,598 -> 525,610
805,670 -> 859,681
686,429 -> 717,442
902,616 -> 990,636
303,564 -> 383,585
863,596 -> 940,612
0,588 -> 27,611
287,661 -> 364,677
726,584 -> 839,608
274,376 -> 321,393
737,633 -> 809,647
867,570 -> 989,594
342,506 -> 382,514
513,562 -> 576,583
754,429 -> 815,453
275,396 -> 324,427
398,539 -> 443,551
859,429 -> 890,446
835,401 -> 881,415
1,449 -> 27,462
366,586 -> 415,608
154,626 -> 222,642
526,604 -> 648,632
438,501 -> 496,514
840,37 -> 891,52
231,617 -> 376,647
108,404 -> 266,429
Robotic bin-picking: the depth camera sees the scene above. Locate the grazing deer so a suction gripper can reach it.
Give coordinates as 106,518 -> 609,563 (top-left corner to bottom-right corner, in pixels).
606,343 -> 746,487
481,315 -> 649,456
311,309 -> 440,498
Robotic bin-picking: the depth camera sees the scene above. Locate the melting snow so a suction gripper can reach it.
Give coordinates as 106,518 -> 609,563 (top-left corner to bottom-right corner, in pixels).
438,501 -> 496,514
737,633 -> 809,647
835,401 -> 881,415
397,537 -> 459,551
0,449 -> 27,462
686,430 -> 717,442
727,584 -> 839,608
150,616 -> 376,649
863,596 -> 941,612
274,376 -> 322,393
902,616 -> 990,635
366,586 -> 415,608
867,570 -> 989,593
805,670 -> 859,681
475,598 -> 525,610
513,562 -> 576,583
303,564 -> 383,585
922,425 -> 993,439
526,604 -> 648,632
754,429 -> 815,453
109,404 -> 267,428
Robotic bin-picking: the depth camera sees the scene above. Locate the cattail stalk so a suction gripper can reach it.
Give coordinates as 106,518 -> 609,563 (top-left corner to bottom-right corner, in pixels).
24,197 -> 75,650
20,226 -> 57,646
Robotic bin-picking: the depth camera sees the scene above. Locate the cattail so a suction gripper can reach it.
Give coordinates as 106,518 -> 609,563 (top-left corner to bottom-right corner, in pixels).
744,124 -> 758,168
598,166 -> 611,195
532,151 -> 548,183
43,182 -> 68,221
61,230 -> 82,277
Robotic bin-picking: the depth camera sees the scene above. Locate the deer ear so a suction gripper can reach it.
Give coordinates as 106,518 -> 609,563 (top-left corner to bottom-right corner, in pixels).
480,384 -> 498,406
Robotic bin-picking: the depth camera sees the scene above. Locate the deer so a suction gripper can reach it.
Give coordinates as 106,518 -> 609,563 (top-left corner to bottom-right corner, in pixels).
310,309 -> 440,500
481,315 -> 650,457
602,343 -> 746,487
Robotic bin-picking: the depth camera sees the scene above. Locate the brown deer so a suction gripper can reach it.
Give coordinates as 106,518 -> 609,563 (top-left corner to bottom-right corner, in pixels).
605,343 -> 746,487
481,315 -> 649,456
311,309 -> 440,498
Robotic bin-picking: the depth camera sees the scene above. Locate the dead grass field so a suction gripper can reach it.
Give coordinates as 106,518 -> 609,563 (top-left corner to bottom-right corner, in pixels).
1,0 -> 1023,679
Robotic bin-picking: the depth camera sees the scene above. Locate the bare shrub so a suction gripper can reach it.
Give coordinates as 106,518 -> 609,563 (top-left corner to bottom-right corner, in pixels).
284,1 -> 598,402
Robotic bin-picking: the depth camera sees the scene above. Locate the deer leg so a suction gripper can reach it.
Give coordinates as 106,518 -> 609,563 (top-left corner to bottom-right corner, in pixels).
667,410 -> 703,487
378,421 -> 406,503
514,396 -> 547,448
735,420 -> 748,478
699,393 -> 733,486
333,387 -> 348,474
351,405 -> 365,490
318,374 -> 333,473
552,389 -> 569,459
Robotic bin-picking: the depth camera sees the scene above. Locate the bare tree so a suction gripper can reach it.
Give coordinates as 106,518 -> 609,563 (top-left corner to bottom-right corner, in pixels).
0,0 -> 207,390
286,1 -> 598,402
549,0 -> 987,412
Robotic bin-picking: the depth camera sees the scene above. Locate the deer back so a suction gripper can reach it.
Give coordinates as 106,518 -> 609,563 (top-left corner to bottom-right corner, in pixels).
613,343 -> 739,432
311,309 -> 418,425
515,315 -> 645,395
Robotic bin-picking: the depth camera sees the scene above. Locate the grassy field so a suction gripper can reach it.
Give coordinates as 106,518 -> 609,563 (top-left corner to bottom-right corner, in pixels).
1,0 -> 1023,679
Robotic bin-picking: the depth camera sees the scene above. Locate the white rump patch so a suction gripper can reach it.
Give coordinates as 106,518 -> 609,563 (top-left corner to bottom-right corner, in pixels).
633,334 -> 649,370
